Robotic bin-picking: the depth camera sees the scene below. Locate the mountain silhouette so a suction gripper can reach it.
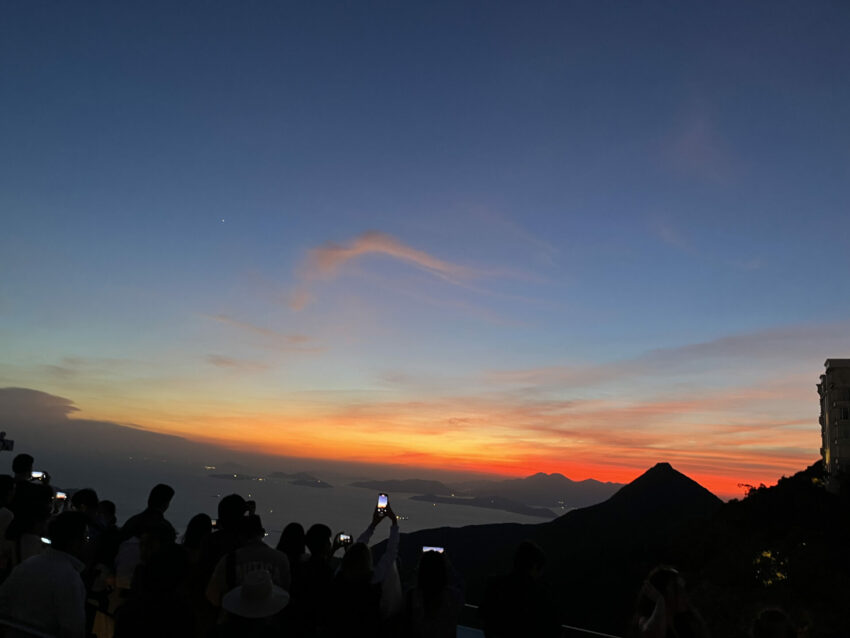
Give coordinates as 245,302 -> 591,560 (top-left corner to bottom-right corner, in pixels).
466,471 -> 622,508
354,472 -> 622,510
392,462 -> 722,635
566,461 -> 722,524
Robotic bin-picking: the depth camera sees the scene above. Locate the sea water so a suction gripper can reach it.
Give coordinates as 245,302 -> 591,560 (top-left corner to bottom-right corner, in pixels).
41,453 -> 543,545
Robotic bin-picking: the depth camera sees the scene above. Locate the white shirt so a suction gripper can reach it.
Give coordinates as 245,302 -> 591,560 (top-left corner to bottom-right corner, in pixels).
114,536 -> 141,590
0,547 -> 86,638
206,539 -> 291,607
357,522 -> 403,618
356,522 -> 400,585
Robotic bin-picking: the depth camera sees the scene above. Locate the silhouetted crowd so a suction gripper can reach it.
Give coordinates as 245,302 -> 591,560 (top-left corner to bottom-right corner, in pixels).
0,453 -> 803,638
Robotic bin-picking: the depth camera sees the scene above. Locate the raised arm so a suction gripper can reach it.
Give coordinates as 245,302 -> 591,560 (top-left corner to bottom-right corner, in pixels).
356,506 -> 387,544
370,506 -> 399,584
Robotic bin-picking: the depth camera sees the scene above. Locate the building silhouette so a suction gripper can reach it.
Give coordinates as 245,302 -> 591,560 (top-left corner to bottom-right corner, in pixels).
818,359 -> 850,489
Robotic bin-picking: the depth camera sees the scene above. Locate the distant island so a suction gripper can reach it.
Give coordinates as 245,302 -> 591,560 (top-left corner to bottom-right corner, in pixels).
351,473 -> 623,510
209,473 -> 260,481
290,478 -> 333,488
461,472 -> 623,509
410,493 -> 556,519
209,471 -> 332,488
350,479 -> 453,494
270,471 -> 320,481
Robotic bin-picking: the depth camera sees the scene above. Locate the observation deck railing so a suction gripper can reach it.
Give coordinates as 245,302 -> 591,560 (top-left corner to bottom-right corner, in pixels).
459,603 -> 622,638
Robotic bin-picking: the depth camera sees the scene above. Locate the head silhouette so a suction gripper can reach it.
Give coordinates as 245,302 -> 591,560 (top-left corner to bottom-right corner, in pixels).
217,494 -> 247,530
97,500 -> 117,527
183,513 -> 212,548
277,522 -> 305,557
306,524 -> 332,560
71,488 -> 99,518
512,540 -> 546,579
148,484 -> 174,513
12,454 -> 33,479
637,566 -> 687,619
47,511 -> 88,557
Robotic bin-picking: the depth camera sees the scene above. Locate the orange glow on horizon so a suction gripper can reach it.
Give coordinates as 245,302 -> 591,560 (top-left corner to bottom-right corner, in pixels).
154,418 -> 808,501
74,384 -> 819,503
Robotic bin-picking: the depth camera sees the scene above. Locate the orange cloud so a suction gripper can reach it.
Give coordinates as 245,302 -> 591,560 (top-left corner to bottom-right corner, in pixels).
291,231 -> 475,310
307,231 -> 473,281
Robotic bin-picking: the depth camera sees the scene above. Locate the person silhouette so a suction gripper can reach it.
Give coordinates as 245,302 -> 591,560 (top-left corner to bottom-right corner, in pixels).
480,540 -> 561,638
405,549 -> 464,638
631,566 -> 709,638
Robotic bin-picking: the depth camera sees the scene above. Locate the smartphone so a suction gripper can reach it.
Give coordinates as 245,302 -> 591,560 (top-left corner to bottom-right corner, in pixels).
337,532 -> 352,545
422,546 -> 445,553
211,519 -> 218,529
55,491 -> 67,500
377,493 -> 389,516
31,471 -> 45,481
40,537 -> 52,545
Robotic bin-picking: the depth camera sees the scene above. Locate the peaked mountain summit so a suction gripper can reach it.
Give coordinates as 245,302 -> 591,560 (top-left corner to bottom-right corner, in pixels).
571,461 -> 723,524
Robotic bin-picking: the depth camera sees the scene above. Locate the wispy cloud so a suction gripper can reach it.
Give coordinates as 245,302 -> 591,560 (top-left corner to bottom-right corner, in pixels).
205,314 -> 322,353
655,221 -> 695,254
652,219 -> 764,271
485,321 -> 850,390
664,104 -> 741,184
291,231 -> 477,310
470,209 -> 558,267
34,356 -> 135,381
205,355 -> 271,373
307,231 -> 473,281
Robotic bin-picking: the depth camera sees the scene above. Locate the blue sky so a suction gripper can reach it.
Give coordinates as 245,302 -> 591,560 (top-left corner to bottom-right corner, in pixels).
2,1 -> 849,495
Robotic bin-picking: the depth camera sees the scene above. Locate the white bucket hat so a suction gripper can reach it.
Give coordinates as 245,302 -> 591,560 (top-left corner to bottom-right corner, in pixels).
221,569 -> 290,618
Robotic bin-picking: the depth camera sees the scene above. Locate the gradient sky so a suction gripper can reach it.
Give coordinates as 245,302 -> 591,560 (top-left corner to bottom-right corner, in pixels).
2,2 -> 849,498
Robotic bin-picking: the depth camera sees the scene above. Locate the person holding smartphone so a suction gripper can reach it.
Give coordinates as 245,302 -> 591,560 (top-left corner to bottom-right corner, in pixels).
353,495 -> 399,587
328,496 -> 402,637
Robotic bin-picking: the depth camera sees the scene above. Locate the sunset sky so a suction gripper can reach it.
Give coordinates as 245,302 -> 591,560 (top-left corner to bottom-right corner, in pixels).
2,2 -> 849,498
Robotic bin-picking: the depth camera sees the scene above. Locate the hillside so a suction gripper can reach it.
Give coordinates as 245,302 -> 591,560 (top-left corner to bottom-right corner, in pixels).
394,461 -> 849,637
395,462 -> 722,634
671,461 -> 850,637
